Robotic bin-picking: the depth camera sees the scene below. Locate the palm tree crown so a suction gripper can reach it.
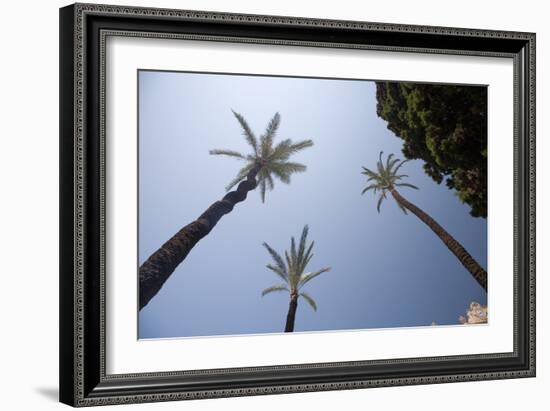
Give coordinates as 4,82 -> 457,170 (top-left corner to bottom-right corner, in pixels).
261,225 -> 331,311
361,151 -> 419,213
209,111 -> 313,202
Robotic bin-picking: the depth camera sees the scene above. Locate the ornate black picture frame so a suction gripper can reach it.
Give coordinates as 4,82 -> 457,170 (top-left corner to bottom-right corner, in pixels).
59,3 -> 535,407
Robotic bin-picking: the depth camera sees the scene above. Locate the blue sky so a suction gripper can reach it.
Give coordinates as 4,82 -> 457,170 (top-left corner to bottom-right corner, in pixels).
138,70 -> 487,339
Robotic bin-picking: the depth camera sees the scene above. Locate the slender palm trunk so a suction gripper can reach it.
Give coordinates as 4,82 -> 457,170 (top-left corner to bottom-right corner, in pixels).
284,293 -> 299,332
139,163 -> 261,310
389,187 -> 487,292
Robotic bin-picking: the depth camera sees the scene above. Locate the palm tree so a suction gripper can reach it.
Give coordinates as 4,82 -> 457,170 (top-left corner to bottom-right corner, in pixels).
361,152 -> 487,292
261,225 -> 331,332
139,111 -> 313,310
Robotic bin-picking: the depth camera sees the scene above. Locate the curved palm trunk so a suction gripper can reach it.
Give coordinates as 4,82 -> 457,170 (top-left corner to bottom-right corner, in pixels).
139,163 -> 261,310
389,187 -> 487,292
284,293 -> 298,332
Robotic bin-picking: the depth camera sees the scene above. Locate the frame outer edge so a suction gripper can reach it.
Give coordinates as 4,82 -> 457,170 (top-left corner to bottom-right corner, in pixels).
59,3 -> 77,407
75,2 -> 534,39
527,33 -> 536,376
63,2 -> 537,406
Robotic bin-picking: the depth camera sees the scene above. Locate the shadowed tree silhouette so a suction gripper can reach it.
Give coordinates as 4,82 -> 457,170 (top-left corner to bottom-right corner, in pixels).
261,225 -> 331,332
139,111 -> 313,310
361,152 -> 487,292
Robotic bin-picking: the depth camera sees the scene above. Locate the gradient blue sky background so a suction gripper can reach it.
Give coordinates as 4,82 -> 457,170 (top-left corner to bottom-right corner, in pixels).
138,71 -> 487,339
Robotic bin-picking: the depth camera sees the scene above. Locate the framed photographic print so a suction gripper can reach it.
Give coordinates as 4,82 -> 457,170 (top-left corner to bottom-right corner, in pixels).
59,3 -> 536,407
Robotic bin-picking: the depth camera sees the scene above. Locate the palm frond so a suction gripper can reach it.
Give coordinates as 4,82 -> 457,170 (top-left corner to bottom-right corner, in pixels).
268,162 -> 306,185
209,149 -> 246,159
299,292 -> 317,311
361,166 -> 377,177
259,178 -> 267,203
268,138 -> 292,161
269,163 -> 292,184
266,173 -> 275,191
297,225 -> 309,262
395,182 -> 419,190
284,250 -> 294,284
393,159 -> 410,175
261,284 -> 289,297
361,184 -> 379,195
279,161 -> 307,174
287,139 -> 314,156
231,110 -> 258,154
296,227 -> 313,275
389,159 -> 401,173
376,151 -> 385,176
385,153 -> 395,170
298,267 -> 331,289
260,112 -> 280,157
262,242 -> 287,275
266,264 -> 288,283
376,192 -> 386,213
302,241 -> 315,271
290,236 -> 297,265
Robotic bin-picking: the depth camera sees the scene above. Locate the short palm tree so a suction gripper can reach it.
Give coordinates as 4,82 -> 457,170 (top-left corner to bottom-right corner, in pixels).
261,225 -> 331,332
139,111 -> 313,310
361,152 -> 487,291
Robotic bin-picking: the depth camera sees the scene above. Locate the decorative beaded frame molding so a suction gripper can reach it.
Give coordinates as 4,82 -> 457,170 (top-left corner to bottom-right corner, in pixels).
59,3 -> 536,407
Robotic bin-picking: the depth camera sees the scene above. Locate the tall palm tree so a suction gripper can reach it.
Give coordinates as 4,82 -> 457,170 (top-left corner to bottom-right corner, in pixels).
361,152 -> 487,292
261,225 -> 331,332
139,111 -> 313,310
